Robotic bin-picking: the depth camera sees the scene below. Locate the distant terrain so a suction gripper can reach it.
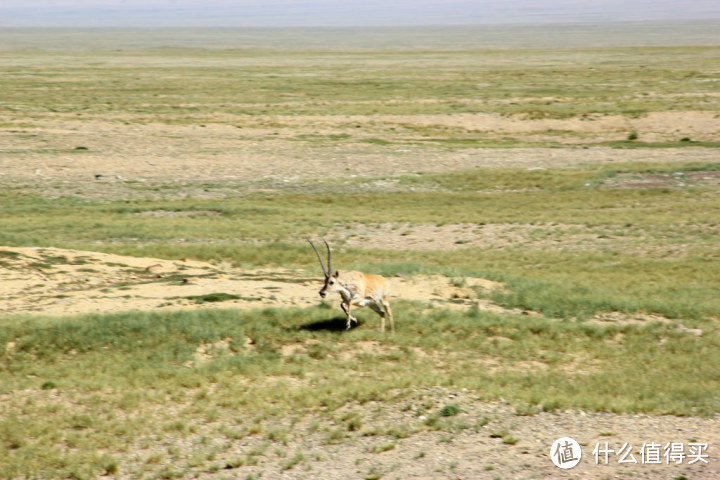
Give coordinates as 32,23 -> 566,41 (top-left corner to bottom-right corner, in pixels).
1,21 -> 720,51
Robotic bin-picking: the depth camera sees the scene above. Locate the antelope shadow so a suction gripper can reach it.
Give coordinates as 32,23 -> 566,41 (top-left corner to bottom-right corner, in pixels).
298,315 -> 362,332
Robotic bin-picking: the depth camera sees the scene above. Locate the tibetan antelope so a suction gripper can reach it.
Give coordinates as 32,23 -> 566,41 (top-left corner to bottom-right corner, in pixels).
307,239 -> 394,333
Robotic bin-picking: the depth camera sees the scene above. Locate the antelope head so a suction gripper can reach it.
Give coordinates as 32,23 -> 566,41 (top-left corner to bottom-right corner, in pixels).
307,238 -> 338,298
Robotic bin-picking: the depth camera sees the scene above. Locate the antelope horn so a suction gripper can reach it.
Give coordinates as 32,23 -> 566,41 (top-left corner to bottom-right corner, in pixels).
323,239 -> 332,275
307,238 -> 328,277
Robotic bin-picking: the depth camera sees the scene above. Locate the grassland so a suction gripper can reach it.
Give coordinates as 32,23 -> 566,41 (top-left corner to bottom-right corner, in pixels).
1,30 -> 719,479
2,161 -> 720,478
4,48 -> 720,116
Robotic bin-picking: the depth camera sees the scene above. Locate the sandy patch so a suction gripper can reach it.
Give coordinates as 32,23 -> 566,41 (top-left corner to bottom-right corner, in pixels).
0,246 -> 504,319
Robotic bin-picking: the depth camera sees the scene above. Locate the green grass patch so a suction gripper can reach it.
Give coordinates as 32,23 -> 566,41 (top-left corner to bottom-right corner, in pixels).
2,46 -> 718,120
2,162 -> 720,323
601,140 -> 720,149
183,293 -> 242,304
3,163 -> 720,249
440,404 -> 462,417
2,304 -> 717,477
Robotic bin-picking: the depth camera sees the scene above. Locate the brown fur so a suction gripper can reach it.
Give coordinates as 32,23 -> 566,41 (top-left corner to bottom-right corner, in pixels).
320,270 -> 394,333
308,238 -> 394,333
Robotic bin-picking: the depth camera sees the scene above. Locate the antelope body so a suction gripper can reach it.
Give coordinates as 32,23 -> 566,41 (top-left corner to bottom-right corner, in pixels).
308,239 -> 394,333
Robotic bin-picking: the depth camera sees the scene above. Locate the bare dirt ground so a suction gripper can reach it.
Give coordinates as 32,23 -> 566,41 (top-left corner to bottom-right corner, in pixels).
2,111 -> 719,200
205,393 -> 720,480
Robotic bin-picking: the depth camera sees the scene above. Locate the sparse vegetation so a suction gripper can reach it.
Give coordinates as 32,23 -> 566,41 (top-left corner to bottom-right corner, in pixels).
440,404 -> 462,417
